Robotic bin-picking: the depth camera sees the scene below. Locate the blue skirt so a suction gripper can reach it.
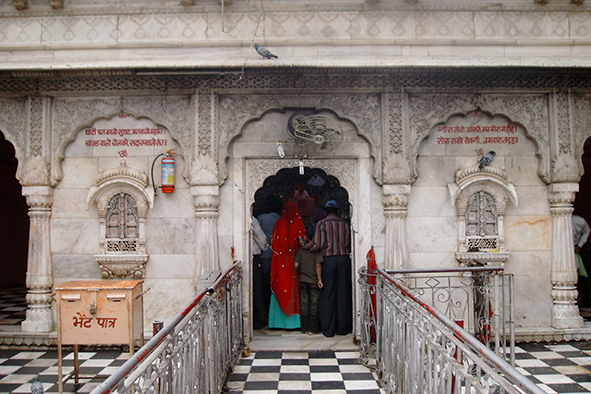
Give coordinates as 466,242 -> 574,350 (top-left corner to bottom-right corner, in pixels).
268,293 -> 301,329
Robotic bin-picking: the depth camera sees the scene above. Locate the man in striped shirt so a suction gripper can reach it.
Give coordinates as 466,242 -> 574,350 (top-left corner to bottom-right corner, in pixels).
299,200 -> 352,337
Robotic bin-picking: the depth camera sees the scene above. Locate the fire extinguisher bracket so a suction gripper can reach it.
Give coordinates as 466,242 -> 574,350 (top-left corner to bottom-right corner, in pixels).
151,149 -> 177,196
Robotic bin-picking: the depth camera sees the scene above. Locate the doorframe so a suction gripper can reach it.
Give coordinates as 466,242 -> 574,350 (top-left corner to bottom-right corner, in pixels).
237,156 -> 373,343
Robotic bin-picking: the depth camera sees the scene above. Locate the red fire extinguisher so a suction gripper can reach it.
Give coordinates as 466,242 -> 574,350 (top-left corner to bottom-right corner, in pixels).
161,149 -> 176,193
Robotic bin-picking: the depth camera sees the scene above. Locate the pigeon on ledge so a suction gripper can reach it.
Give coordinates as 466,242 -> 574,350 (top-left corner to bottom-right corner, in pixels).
479,151 -> 496,169
254,43 -> 278,59
31,374 -> 44,394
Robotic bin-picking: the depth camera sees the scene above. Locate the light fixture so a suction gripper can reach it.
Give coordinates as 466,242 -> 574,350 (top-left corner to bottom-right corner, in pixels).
277,142 -> 285,158
299,160 -> 304,175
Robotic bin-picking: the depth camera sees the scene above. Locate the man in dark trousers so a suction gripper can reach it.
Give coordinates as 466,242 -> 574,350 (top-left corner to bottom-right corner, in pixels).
299,200 -> 352,337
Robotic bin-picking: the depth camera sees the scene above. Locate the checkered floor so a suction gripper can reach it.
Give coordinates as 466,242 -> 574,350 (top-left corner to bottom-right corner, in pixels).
225,350 -> 383,394
515,342 -> 591,394
1,289 -> 591,393
0,288 -> 27,326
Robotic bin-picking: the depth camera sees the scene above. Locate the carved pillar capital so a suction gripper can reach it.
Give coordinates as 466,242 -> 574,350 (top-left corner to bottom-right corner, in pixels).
547,182 -> 583,329
192,185 -> 220,218
382,184 -> 411,270
21,186 -> 54,333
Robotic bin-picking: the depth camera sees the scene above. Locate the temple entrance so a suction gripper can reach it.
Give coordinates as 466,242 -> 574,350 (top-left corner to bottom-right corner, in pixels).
0,132 -> 29,329
250,166 -> 354,342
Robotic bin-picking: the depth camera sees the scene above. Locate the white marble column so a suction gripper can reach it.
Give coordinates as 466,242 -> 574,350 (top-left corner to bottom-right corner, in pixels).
383,184 -> 411,270
21,186 -> 54,333
192,185 -> 220,280
548,183 -> 584,329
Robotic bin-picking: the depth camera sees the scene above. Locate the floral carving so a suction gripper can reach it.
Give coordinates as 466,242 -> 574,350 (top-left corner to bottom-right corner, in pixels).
51,97 -> 121,185
0,98 -> 26,175
218,93 -> 382,184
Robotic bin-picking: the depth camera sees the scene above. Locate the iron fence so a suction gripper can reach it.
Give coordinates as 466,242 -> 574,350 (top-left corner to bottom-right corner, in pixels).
89,262 -> 243,394
359,266 -> 544,394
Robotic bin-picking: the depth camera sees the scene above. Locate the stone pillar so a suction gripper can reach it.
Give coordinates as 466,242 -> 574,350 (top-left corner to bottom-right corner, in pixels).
548,183 -> 584,329
192,185 -> 220,280
383,184 -> 411,270
21,186 -> 54,333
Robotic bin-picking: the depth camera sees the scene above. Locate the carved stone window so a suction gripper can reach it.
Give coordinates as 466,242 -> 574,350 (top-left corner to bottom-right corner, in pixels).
106,193 -> 141,253
448,165 -> 518,266
466,191 -> 498,252
87,160 -> 153,279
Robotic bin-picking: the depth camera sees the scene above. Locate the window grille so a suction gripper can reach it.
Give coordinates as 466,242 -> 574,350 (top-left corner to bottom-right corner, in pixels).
466,191 -> 498,251
106,193 -> 139,253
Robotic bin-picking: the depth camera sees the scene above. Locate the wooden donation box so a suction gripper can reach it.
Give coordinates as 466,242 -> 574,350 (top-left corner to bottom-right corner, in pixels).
56,280 -> 144,393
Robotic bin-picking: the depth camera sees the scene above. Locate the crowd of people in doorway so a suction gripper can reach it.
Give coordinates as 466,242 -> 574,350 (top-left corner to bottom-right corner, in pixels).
252,193 -> 352,337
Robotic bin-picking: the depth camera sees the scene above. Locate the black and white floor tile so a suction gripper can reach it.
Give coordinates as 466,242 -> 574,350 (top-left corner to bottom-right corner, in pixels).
1,290 -> 591,393
225,350 -> 384,394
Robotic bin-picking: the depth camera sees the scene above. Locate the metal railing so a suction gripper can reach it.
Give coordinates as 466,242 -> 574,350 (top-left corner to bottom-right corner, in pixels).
359,266 -> 544,394
90,262 -> 243,394
386,266 -> 514,365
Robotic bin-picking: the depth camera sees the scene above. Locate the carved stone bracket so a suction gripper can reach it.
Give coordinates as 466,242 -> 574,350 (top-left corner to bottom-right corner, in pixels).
0,98 -> 27,179
218,93 -> 382,185
407,91 -> 551,184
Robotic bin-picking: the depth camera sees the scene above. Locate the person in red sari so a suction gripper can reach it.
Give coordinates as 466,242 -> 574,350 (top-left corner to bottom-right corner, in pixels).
269,201 -> 307,329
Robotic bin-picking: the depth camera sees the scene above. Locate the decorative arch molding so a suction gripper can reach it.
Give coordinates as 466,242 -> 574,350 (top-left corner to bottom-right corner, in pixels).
407,91 -> 551,184
246,158 -> 357,208
86,160 -> 152,279
573,93 -> 591,179
50,95 -> 192,186
218,92 -> 382,186
0,98 -> 27,179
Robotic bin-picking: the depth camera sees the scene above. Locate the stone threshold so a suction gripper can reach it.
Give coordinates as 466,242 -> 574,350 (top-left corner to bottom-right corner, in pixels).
515,322 -> 591,343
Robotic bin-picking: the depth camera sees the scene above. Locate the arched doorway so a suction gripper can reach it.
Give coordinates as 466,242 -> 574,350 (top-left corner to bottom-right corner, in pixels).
0,132 -> 29,328
244,161 -> 363,344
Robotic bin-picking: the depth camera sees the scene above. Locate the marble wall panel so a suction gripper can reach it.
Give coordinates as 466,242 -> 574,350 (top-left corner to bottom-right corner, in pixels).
145,217 -> 196,255
52,188 -> 97,219
570,12 -> 591,39
150,188 -> 193,219
513,274 -> 552,327
413,156 -> 455,187
145,254 -> 196,280
407,252 -> 459,270
407,186 -> 455,217
505,215 -> 552,251
141,278 -> 196,331
507,186 -> 550,216
474,12 -> 569,40
51,218 -> 99,254
406,216 -> 457,254
505,156 -> 546,186
52,253 -> 102,279
57,157 -> 98,189
505,251 -> 552,277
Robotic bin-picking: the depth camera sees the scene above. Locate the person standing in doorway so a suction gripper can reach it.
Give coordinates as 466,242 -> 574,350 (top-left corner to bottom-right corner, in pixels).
252,216 -> 269,329
573,214 -> 591,307
269,201 -> 306,329
254,195 -> 283,329
299,200 -> 352,337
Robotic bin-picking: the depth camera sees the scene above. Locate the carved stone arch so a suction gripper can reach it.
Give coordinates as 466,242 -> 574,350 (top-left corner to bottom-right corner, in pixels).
218,93 -> 381,185
51,95 -> 192,186
408,91 -> 551,184
246,158 -> 357,209
0,98 -> 27,180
